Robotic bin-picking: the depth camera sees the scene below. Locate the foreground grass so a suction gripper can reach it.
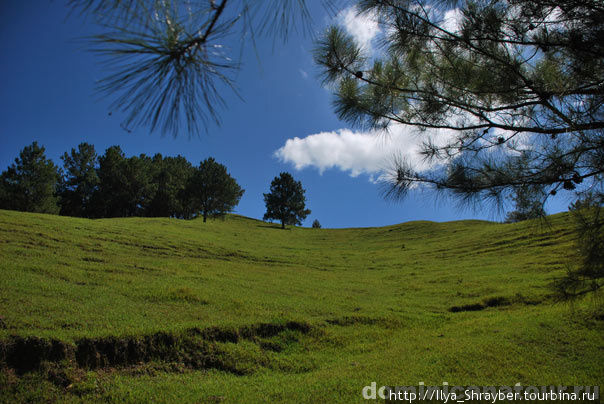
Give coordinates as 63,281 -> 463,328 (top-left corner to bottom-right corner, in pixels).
0,209 -> 602,403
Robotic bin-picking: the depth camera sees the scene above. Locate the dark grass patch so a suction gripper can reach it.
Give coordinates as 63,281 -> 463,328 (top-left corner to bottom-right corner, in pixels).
75,332 -> 180,369
190,320 -> 313,343
483,296 -> 511,308
325,316 -> 401,329
449,303 -> 486,313
258,340 -> 284,352
191,326 -> 240,343
81,257 -> 106,263
39,361 -> 75,388
1,337 -> 73,374
241,321 -> 311,338
449,294 -> 542,312
0,320 -> 314,377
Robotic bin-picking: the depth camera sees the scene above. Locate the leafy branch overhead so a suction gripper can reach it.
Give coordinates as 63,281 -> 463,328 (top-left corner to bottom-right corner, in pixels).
314,0 -> 604,207
68,0 -> 323,137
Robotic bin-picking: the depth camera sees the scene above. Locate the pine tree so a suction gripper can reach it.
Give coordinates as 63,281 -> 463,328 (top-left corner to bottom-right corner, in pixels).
504,186 -> 546,223
91,146 -> 128,217
92,146 -> 156,217
315,0 -> 604,299
147,154 -> 195,218
263,172 -> 311,229
185,158 -> 244,222
0,142 -> 60,214
315,0 -> 604,208
58,143 -> 99,217
553,194 -> 604,298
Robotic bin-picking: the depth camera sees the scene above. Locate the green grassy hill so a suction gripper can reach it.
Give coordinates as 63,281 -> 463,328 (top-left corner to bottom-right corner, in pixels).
0,209 -> 602,403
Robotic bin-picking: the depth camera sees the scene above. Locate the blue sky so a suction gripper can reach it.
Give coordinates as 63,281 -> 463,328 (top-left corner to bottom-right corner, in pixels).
0,2 -> 571,228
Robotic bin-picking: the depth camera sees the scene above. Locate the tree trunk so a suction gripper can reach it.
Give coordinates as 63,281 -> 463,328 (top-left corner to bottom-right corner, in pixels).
281,220 -> 285,229
203,211 -> 207,223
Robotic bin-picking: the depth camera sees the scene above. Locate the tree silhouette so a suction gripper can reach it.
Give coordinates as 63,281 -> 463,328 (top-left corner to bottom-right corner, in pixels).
185,157 -> 244,222
0,142 -> 61,214
263,172 -> 311,229
147,154 -> 195,218
58,143 -> 99,217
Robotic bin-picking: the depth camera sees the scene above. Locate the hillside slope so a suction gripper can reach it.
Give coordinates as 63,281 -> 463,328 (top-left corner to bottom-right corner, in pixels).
0,210 -> 602,403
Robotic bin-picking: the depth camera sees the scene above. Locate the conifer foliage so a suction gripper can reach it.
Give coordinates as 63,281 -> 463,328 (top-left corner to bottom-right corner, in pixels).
315,0 -> 604,208
263,172 -> 311,229
186,158 -> 244,222
0,142 -> 60,214
0,143 -> 244,221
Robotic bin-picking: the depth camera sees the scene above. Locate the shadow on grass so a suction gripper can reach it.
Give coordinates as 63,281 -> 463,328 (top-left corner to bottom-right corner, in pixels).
255,224 -> 291,230
448,294 -> 543,313
0,320 -> 313,375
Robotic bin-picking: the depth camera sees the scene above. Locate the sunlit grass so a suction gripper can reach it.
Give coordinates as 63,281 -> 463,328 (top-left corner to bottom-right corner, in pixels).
0,209 -> 602,403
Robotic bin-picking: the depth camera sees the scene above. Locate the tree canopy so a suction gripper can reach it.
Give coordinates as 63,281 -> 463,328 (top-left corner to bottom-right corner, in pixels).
263,172 -> 311,229
185,157 -> 244,222
147,155 -> 195,218
0,142 -> 246,221
0,142 -> 60,214
504,185 -> 547,223
93,146 -> 156,217
315,0 -> 603,299
315,0 -> 604,208
59,143 -> 100,217
554,193 -> 604,298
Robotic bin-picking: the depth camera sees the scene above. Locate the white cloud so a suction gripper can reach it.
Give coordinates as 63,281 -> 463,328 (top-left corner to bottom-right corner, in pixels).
440,8 -> 463,33
337,6 -> 380,52
299,69 -> 308,79
274,125 -> 458,181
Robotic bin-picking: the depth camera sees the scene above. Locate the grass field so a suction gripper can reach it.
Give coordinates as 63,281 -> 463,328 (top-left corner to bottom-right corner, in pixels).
0,209 -> 602,403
